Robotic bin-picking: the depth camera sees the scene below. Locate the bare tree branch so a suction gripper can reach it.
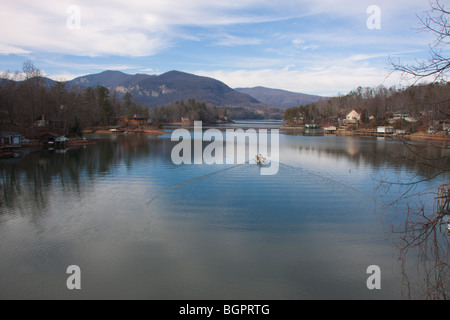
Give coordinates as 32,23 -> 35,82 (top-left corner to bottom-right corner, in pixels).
390,0 -> 450,82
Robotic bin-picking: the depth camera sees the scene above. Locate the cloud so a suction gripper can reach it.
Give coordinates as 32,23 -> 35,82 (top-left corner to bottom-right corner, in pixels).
195,63 -> 402,96
0,0 -> 436,95
212,33 -> 262,47
0,44 -> 31,55
0,0 -> 433,58
0,0 -> 303,57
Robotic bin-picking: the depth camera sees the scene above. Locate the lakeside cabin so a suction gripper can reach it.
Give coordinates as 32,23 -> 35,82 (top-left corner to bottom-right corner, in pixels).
377,126 -> 394,134
34,115 -> 64,129
0,132 -> 23,146
345,110 -> 362,124
38,132 -> 60,144
324,126 -> 337,134
126,114 -> 148,126
443,122 -> 450,133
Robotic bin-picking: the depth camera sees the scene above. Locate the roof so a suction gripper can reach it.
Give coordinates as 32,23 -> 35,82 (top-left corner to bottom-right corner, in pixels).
0,132 -> 21,137
132,114 -> 147,120
348,109 -> 363,115
37,132 -> 59,137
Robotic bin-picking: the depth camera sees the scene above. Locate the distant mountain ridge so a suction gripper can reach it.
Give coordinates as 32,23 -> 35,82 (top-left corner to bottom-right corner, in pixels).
29,70 -> 325,110
67,70 -> 260,108
235,86 -> 324,108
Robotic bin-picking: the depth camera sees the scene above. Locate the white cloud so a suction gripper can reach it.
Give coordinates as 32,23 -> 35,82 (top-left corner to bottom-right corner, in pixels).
0,0 -> 302,57
212,33 -> 262,47
0,0 -> 436,95
0,0 -> 433,58
195,64 -> 403,96
0,44 -> 31,55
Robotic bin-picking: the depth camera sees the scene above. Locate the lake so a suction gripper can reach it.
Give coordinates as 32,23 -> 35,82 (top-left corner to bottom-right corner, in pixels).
0,121 -> 448,299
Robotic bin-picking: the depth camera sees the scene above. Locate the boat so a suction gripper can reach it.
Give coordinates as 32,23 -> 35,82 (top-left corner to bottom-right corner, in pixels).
255,154 -> 268,165
55,136 -> 68,143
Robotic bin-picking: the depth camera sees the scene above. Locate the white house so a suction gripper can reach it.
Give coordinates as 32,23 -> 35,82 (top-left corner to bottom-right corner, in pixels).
0,132 -> 23,145
346,110 -> 362,124
377,126 -> 394,134
324,126 -> 337,134
443,122 -> 450,132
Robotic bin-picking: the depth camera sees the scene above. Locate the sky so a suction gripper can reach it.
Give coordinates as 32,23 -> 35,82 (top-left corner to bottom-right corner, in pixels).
0,0 -> 442,96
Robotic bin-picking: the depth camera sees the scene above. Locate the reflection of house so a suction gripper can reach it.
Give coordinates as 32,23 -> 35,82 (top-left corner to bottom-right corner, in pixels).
1,132 -> 23,145
345,110 -> 362,124
443,122 -> 450,133
181,117 -> 190,123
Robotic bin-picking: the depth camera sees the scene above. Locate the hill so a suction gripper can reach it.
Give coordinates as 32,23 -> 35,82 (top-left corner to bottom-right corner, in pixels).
68,70 -> 261,108
235,86 -> 325,108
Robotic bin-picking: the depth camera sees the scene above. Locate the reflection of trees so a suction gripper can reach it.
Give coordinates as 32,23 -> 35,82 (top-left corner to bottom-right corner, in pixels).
377,140 -> 449,300
0,135 -> 166,218
288,137 -> 448,177
287,136 -> 449,299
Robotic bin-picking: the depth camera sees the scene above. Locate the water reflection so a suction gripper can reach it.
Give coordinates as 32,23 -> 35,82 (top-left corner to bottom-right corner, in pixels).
0,135 -> 170,215
0,130 -> 448,299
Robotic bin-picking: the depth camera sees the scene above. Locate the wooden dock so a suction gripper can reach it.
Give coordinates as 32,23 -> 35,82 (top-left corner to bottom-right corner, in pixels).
0,145 -> 22,150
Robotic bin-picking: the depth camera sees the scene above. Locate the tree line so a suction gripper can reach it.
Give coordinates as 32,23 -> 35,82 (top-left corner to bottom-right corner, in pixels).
0,61 -> 149,137
150,99 -> 231,124
283,82 -> 450,128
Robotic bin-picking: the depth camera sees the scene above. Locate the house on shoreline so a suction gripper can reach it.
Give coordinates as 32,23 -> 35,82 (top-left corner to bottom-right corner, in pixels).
345,110 -> 362,125
34,115 -> 64,129
377,126 -> 394,134
125,114 -> 149,126
0,132 -> 24,146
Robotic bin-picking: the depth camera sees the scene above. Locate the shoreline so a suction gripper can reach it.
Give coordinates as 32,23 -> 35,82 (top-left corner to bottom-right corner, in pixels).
278,126 -> 450,142
279,126 -> 305,130
406,133 -> 450,142
83,125 -> 167,136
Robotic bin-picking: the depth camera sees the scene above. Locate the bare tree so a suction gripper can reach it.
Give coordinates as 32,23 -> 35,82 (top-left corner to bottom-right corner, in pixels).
386,3 -> 450,296
0,71 -> 20,125
378,139 -> 449,298
22,60 -> 44,138
390,0 -> 450,83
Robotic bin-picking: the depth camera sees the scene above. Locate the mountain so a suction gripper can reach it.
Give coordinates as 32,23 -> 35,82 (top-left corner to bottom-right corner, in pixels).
235,86 -> 325,108
68,70 -> 261,108
68,70 -> 138,89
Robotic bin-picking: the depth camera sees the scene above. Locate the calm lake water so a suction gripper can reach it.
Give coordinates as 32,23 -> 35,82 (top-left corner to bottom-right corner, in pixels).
1,121 -> 448,299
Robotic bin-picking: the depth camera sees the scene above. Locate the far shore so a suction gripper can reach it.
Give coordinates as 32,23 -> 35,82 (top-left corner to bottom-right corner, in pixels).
82,125 -> 167,136
279,126 -> 305,130
278,125 -> 450,142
